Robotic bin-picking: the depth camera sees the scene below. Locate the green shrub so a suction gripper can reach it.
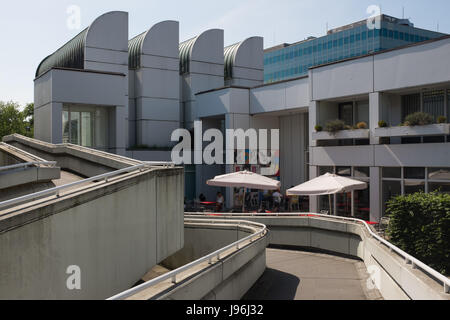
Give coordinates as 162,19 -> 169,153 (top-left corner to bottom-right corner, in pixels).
437,116 -> 447,124
378,120 -> 388,128
325,119 -> 346,134
315,125 -> 323,132
403,112 -> 434,126
386,191 -> 450,276
356,122 -> 368,129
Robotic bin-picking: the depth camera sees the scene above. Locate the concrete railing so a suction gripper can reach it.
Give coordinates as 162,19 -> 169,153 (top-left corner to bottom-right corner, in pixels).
0,161 -> 57,172
186,212 -> 450,300
0,162 -> 174,212
108,218 -> 268,300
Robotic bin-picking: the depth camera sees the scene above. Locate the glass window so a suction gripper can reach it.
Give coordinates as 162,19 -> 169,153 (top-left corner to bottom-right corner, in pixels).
383,167 -> 401,179
81,112 -> 93,148
355,167 -> 370,178
401,93 -> 421,121
336,192 -> 352,217
355,187 -> 370,221
405,181 -> 425,194
70,112 -> 80,145
319,166 -> 334,176
404,167 -> 425,180
62,111 -> 69,144
423,90 -> 445,121
383,181 -> 401,215
339,103 -> 354,126
336,167 -> 351,176
428,168 -> 450,180
429,182 -> 450,194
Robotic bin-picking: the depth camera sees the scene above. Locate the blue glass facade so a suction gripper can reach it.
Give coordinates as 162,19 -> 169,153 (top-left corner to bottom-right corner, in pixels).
264,16 -> 445,83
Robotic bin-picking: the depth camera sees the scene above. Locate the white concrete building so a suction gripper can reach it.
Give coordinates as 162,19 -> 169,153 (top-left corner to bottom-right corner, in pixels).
34,11 -> 450,222
34,11 -> 129,155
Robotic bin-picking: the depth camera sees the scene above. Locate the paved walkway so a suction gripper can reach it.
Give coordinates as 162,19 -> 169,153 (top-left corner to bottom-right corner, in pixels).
243,248 -> 383,300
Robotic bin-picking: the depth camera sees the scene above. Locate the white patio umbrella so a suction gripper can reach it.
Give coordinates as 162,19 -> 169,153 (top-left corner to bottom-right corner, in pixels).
287,173 -> 367,216
207,171 -> 281,212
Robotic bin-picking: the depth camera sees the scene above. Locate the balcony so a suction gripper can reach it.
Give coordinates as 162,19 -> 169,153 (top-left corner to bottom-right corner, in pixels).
374,124 -> 450,138
312,129 -> 370,141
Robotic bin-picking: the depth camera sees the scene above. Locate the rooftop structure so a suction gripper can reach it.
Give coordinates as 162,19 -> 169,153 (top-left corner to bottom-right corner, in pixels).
263,14 -> 446,83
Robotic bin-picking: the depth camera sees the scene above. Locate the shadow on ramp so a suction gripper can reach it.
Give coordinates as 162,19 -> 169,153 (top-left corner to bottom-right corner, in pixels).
242,268 -> 300,300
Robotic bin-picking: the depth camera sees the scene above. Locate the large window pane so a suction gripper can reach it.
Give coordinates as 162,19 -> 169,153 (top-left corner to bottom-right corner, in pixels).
383,181 -> 401,215
355,101 -> 369,124
319,166 -> 334,176
339,103 -> 353,126
336,167 -> 351,176
423,90 -> 445,121
355,187 -> 370,221
404,180 -> 425,194
401,93 -> 420,122
81,112 -> 93,148
429,182 -> 450,194
319,195 -> 332,214
354,167 -> 370,178
70,112 -> 80,145
404,167 -> 425,179
428,168 -> 450,180
383,167 -> 401,179
62,110 -> 69,144
336,192 -> 351,217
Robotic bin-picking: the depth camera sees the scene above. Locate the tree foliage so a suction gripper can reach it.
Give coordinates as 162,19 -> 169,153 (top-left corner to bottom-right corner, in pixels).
386,191 -> 450,276
0,101 -> 34,140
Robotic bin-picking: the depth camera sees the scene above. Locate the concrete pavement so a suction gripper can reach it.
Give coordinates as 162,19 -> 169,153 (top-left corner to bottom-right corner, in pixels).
243,248 -> 383,300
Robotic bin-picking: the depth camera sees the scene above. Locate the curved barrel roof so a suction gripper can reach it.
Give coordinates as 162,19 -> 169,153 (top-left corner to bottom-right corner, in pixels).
224,42 -> 241,79
128,32 -> 146,69
35,28 -> 88,78
179,37 -> 196,74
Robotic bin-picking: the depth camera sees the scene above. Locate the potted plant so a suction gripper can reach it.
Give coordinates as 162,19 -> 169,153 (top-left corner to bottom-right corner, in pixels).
325,119 -> 346,135
403,112 -> 433,126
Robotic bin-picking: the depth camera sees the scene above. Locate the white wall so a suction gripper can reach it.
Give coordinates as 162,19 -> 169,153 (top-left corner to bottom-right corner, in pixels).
133,21 -> 180,148
250,77 -> 309,114
311,56 -> 374,101
374,37 -> 450,91
0,169 -> 184,300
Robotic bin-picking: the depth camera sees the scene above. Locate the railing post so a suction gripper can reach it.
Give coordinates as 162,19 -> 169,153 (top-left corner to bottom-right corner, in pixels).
172,275 -> 177,284
445,283 -> 450,294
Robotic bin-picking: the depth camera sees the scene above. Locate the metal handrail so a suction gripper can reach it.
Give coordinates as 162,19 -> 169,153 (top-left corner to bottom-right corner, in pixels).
107,218 -> 268,300
185,212 -> 450,294
0,161 -> 57,172
0,162 -> 174,212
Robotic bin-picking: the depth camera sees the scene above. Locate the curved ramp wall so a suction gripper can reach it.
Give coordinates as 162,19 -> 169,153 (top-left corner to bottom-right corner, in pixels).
186,214 -> 450,301
0,167 -> 184,300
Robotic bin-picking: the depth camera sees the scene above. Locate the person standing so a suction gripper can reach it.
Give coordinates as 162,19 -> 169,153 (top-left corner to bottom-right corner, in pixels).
216,192 -> 225,212
272,189 -> 283,212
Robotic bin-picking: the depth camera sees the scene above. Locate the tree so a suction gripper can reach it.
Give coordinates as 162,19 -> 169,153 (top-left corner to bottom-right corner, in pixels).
0,101 -> 34,140
23,103 -> 34,138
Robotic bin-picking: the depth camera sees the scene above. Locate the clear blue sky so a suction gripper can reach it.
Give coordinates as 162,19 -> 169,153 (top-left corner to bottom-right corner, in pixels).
0,0 -> 449,106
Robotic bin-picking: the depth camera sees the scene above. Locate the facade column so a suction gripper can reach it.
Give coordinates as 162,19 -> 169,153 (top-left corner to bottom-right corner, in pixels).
369,92 -> 381,145
370,167 -> 382,223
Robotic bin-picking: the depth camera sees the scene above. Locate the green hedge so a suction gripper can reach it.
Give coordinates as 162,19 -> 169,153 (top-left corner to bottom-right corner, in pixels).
386,192 -> 450,276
